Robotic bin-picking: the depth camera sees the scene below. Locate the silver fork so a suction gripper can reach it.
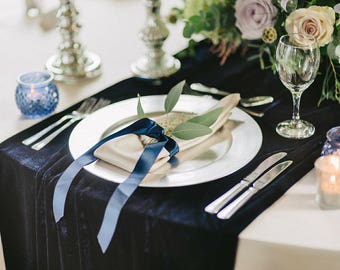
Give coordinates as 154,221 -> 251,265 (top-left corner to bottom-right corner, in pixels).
22,97 -> 97,146
30,98 -> 110,151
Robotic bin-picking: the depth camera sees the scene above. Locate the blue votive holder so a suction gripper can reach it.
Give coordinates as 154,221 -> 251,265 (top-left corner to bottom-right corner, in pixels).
15,71 -> 59,118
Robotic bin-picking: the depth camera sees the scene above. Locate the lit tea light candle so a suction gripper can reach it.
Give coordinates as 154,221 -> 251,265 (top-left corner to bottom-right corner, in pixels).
315,155 -> 340,209
15,71 -> 59,118
28,85 -> 40,101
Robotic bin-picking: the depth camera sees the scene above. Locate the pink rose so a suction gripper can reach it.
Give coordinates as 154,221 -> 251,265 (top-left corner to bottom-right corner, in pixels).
235,0 -> 278,40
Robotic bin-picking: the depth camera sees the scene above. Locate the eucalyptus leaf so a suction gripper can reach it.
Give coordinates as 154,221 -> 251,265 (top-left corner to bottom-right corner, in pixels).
164,81 -> 186,113
137,94 -> 145,118
188,107 -> 222,127
204,11 -> 215,31
210,4 -> 220,29
189,15 -> 205,33
183,23 -> 194,38
172,122 -> 212,140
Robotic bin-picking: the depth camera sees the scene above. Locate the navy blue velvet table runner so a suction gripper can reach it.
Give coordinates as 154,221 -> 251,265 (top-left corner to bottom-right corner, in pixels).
1,42 -> 340,270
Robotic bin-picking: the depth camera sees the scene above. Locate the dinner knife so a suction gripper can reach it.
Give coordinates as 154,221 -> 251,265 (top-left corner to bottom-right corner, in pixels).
204,152 -> 287,214
190,83 -> 274,107
217,160 -> 293,219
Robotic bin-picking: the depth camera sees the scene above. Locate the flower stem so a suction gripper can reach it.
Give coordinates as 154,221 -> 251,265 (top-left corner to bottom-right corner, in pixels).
329,56 -> 339,99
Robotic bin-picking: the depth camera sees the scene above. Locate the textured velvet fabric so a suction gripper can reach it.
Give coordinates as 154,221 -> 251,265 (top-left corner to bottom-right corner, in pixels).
1,42 -> 340,270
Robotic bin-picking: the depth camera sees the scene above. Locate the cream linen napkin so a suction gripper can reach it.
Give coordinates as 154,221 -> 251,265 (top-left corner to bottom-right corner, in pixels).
94,94 -> 240,178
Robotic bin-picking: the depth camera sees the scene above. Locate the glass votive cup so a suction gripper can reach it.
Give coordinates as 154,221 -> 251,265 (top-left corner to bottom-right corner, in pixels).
321,126 -> 340,156
15,71 -> 59,118
315,155 -> 340,209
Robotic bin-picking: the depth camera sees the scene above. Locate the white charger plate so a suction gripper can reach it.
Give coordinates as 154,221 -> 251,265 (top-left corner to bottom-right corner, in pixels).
69,95 -> 262,187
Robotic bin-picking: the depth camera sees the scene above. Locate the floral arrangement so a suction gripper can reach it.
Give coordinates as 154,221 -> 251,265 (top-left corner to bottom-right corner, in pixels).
170,0 -> 340,104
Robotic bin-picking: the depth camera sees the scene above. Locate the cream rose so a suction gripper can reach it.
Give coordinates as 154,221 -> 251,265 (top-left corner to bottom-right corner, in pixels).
285,6 -> 335,47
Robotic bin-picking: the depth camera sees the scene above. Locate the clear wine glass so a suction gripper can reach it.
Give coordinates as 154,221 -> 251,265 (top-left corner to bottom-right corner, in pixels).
275,33 -> 320,139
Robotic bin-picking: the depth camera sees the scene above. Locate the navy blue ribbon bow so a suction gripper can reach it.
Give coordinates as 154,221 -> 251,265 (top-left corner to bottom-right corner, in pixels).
52,118 -> 179,252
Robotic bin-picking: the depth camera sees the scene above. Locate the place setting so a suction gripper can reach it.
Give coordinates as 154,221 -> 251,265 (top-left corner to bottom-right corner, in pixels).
12,5 -> 339,253
1,0 -> 340,269
15,62 -> 317,253
15,73 -> 291,254
66,86 -> 262,188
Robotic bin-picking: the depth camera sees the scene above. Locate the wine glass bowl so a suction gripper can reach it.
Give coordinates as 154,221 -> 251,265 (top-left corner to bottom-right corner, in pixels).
275,33 -> 320,139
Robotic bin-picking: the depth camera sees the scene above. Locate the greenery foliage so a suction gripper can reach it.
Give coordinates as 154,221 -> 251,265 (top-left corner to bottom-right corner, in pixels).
172,0 -> 340,104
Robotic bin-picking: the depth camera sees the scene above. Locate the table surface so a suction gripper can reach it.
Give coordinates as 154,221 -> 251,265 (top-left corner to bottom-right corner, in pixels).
1,1 -> 340,269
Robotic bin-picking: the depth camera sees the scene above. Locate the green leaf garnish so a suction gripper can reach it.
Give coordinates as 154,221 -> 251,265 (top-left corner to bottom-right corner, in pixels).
172,122 -> 212,140
188,15 -> 205,33
136,81 -> 222,140
164,81 -> 186,113
188,107 -> 222,127
183,23 -> 195,38
137,94 -> 145,119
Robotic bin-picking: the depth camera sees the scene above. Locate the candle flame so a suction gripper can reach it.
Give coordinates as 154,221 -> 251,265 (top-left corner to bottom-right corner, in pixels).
330,175 -> 336,184
30,84 -> 35,92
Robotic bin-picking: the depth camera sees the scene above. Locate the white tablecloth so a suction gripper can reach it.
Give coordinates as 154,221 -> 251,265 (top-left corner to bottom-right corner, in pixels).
0,1 -> 339,269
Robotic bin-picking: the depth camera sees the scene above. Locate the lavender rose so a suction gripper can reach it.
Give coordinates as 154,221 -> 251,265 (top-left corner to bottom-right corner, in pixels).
235,0 -> 278,40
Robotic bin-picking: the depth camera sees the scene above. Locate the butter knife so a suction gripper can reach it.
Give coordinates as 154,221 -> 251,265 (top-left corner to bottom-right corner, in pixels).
190,83 -> 274,107
204,152 -> 287,214
217,160 -> 293,219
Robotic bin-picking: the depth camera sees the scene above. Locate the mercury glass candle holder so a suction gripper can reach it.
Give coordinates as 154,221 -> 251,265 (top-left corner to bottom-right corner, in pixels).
131,0 -> 180,79
25,0 -> 40,18
46,0 -> 101,82
15,71 -> 59,118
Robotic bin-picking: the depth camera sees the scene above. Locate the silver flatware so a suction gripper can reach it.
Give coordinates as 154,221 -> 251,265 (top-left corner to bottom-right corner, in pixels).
205,152 -> 287,214
239,107 -> 264,118
22,97 -> 98,146
30,98 -> 111,150
190,83 -> 274,107
217,160 -> 293,219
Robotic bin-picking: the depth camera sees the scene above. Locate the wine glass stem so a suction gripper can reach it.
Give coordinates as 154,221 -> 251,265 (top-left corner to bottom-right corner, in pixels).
291,92 -> 301,124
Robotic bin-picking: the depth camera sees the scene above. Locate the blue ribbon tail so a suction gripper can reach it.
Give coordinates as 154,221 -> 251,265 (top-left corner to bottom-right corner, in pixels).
97,141 -> 166,252
51,118 -> 179,252
52,119 -> 158,222
53,155 -> 96,222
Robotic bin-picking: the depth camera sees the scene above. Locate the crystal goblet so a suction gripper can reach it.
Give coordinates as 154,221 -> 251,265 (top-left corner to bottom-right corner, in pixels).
275,33 -> 320,139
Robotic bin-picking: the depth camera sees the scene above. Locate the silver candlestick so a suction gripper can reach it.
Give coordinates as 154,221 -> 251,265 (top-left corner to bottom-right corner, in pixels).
46,0 -> 101,82
131,0 -> 180,79
25,0 -> 40,18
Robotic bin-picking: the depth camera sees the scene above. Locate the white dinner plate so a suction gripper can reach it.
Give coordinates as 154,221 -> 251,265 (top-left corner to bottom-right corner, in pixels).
69,95 -> 262,187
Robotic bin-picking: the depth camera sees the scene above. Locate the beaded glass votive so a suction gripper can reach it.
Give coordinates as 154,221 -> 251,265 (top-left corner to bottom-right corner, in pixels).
15,71 -> 59,118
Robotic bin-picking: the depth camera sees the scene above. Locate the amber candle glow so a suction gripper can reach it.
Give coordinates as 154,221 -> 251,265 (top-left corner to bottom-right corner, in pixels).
315,155 -> 340,209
